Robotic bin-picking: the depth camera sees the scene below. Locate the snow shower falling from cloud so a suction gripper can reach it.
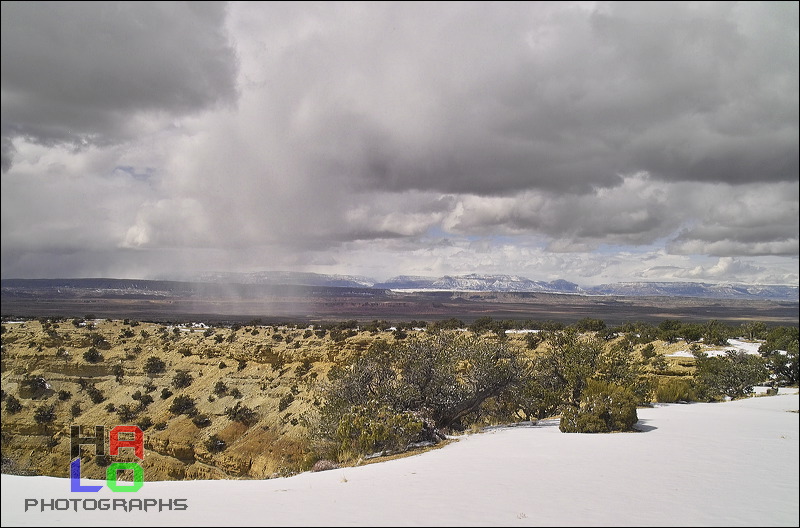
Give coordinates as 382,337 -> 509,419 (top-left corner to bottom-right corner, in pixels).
1,1 -> 797,285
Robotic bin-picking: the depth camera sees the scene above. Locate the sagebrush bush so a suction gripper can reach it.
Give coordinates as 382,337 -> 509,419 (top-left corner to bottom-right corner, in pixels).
655,377 -> 697,403
559,380 -> 638,433
334,403 -> 423,460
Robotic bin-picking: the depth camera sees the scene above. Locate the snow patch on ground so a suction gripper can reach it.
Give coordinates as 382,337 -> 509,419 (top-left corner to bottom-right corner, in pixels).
666,338 -> 766,358
2,394 -> 797,527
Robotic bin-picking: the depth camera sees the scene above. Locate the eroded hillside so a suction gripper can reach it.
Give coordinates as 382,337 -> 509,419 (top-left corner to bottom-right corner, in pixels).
0,317 -> 707,481
1,318 -> 385,480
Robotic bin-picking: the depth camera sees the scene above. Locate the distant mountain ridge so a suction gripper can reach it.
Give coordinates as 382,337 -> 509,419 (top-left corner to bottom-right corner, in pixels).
374,274 -> 583,293
584,281 -> 798,301
3,272 -> 797,301
166,271 -> 797,301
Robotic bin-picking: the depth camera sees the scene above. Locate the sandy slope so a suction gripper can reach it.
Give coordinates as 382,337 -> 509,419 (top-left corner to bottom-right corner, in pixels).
2,392 -> 798,527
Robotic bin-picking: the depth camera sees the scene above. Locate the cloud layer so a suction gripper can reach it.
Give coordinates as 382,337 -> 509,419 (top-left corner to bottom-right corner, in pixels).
2,2 -> 798,285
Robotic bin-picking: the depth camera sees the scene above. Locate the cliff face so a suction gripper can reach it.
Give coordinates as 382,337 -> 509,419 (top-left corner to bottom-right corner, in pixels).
0,318 -> 347,481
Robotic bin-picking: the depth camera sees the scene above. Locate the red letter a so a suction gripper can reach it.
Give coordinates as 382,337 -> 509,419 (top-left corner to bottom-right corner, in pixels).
109,425 -> 144,460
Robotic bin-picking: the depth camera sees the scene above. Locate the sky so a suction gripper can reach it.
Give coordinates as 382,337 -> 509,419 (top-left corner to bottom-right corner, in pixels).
1,1 -> 798,286
1,391 -> 798,527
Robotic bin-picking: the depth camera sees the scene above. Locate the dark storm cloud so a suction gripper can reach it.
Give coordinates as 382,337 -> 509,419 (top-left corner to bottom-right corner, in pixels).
0,1 -> 237,171
262,1 -> 797,196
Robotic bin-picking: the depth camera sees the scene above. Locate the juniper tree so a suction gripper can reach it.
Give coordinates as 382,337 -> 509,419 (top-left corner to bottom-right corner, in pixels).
694,349 -> 768,399
759,326 -> 799,386
529,328 -> 604,410
315,332 -> 528,456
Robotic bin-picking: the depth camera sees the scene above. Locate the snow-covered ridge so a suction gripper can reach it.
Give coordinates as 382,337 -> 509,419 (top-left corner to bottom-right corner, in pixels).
377,273 -> 582,293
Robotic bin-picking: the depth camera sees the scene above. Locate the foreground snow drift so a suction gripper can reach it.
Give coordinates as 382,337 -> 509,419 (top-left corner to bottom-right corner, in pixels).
2,392 -> 798,527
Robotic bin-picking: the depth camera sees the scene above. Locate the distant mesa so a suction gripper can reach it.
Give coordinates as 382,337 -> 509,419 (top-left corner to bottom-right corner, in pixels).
2,272 -> 797,301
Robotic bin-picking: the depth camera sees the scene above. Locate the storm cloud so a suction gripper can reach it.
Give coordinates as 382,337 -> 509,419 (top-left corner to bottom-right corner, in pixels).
1,1 -> 237,164
1,1 -> 797,286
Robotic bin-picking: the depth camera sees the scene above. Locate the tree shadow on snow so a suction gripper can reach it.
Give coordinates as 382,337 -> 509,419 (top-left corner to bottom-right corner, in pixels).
632,419 -> 657,432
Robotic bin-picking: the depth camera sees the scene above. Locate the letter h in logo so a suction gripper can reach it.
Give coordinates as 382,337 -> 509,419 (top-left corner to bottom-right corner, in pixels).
70,425 -> 105,459
70,425 -> 105,492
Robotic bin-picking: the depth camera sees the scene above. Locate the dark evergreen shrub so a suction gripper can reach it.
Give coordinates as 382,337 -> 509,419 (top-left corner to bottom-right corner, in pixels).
206,434 -> 226,453
21,375 -> 50,398
559,380 -> 638,433
144,356 -> 166,375
192,414 -> 212,428
640,343 -> 657,360
213,381 -> 228,395
172,371 -> 193,389
86,385 -> 106,404
83,347 -> 103,363
116,404 -> 138,422
225,402 -> 257,425
169,395 -> 197,416
33,404 -> 57,424
278,393 -> 294,412
5,395 -> 23,414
